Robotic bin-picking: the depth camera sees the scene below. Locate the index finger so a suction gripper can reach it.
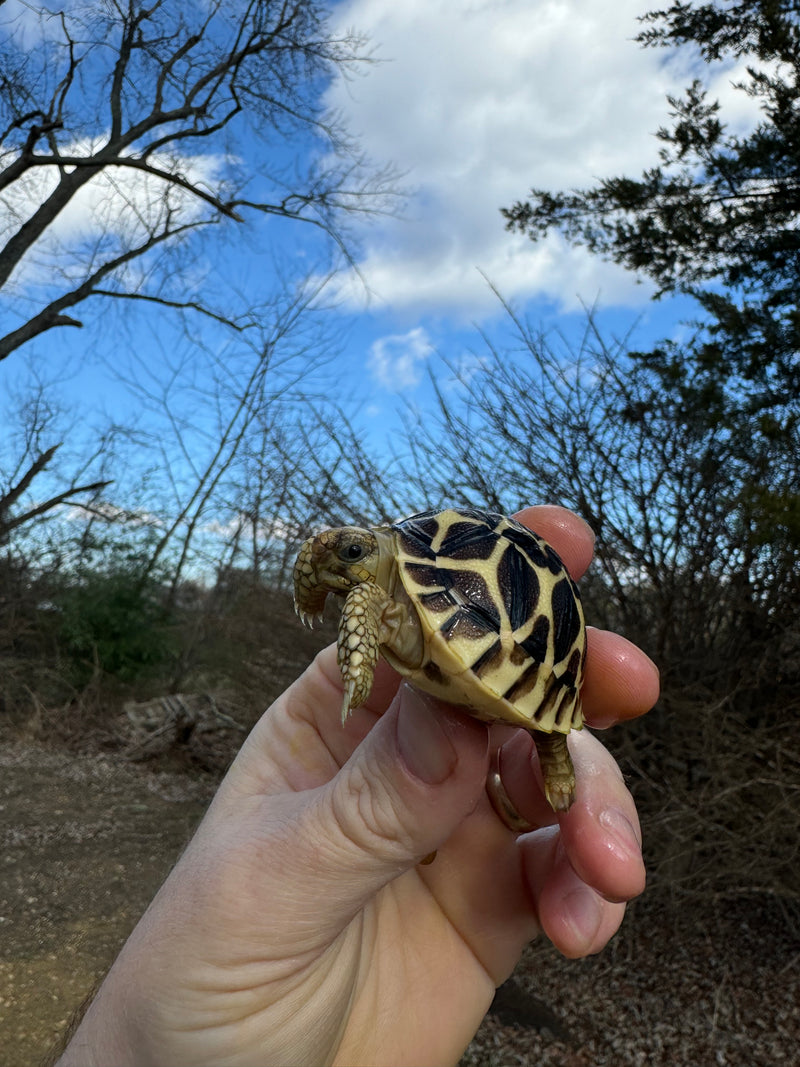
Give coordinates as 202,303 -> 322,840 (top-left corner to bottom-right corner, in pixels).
513,504 -> 595,579
582,627 -> 659,727
514,504 -> 659,726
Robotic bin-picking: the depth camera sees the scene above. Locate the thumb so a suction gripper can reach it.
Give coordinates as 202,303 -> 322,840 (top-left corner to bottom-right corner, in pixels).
302,684 -> 489,920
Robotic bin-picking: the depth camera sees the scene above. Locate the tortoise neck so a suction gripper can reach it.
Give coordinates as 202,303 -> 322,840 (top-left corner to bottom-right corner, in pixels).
373,526 -> 398,592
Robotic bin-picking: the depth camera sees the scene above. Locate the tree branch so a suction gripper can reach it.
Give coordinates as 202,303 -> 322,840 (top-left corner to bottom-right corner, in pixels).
6,151 -> 244,219
0,218 -> 205,361
0,479 -> 113,539
89,289 -> 254,330
0,443 -> 61,513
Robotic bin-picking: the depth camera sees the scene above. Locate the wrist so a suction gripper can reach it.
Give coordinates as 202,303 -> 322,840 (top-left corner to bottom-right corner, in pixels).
55,955 -> 147,1067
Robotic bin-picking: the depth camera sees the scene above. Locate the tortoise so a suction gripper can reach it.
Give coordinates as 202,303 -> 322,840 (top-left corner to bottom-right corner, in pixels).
293,507 -> 587,813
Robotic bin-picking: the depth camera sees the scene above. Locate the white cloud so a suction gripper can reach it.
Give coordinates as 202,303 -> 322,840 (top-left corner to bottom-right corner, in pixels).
443,350 -> 490,392
325,0 -> 762,318
369,326 -> 434,389
2,138 -> 229,294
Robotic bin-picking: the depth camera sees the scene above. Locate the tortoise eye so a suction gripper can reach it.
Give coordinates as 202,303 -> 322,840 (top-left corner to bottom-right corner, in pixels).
342,543 -> 365,562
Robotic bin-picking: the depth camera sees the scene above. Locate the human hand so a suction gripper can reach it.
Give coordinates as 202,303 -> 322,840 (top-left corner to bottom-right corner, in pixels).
59,506 -> 658,1067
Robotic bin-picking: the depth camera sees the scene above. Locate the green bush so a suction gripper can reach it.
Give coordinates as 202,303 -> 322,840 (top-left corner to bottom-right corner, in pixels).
54,566 -> 178,687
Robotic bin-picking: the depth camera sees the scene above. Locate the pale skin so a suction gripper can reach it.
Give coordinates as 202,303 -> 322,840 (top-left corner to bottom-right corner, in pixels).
57,506 -> 659,1067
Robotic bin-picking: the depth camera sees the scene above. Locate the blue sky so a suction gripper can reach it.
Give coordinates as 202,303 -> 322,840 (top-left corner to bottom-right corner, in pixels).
2,0 -> 761,495
312,0 -> 757,446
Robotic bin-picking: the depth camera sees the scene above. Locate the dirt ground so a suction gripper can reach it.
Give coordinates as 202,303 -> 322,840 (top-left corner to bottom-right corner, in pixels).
0,740 -> 216,1065
1,621 -> 798,1067
3,736 -> 799,1067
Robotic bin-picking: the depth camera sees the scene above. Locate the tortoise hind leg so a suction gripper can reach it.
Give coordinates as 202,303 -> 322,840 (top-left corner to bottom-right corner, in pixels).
534,732 -> 576,813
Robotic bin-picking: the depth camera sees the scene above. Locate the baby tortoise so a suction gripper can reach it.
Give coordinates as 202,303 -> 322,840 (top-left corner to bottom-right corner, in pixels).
293,507 -> 586,813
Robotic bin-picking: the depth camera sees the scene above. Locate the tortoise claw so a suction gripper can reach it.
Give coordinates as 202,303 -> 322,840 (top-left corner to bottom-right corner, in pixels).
544,781 -> 575,813
341,680 -> 357,724
295,608 -> 324,629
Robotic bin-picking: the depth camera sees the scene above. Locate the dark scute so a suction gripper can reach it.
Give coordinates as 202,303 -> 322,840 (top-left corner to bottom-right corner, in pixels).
520,614 -> 549,664
567,647 -> 582,677
471,638 -> 503,676
534,672 -> 566,722
501,525 -> 548,566
509,644 -> 528,666
399,510 -> 440,536
404,562 -> 444,588
554,688 -> 577,730
498,543 -> 539,630
452,507 -> 505,527
556,646 -> 583,690
441,609 -> 492,641
450,569 -> 501,629
423,661 -> 447,685
551,578 -> 582,663
437,568 -> 455,589
503,659 -> 540,704
543,543 -> 567,575
398,529 -> 436,559
413,567 -> 456,610
502,523 -> 565,576
440,520 -> 499,560
419,590 -> 455,613
395,511 -> 440,558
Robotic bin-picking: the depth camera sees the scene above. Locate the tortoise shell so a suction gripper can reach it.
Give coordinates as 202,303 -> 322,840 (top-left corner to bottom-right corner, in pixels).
384,507 -> 586,735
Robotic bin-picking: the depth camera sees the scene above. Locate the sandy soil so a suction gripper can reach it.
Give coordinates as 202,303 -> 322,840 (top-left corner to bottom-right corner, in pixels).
0,741 -> 215,1065
2,734 -> 798,1067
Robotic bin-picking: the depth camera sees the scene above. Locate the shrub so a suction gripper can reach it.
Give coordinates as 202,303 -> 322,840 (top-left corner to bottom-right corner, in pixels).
53,564 -> 178,687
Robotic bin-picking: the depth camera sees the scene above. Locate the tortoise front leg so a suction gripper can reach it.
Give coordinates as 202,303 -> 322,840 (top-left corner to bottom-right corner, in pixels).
338,582 -> 406,722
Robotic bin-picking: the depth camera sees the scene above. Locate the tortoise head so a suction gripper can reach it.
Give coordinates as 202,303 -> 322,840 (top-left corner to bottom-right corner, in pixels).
293,526 -> 382,625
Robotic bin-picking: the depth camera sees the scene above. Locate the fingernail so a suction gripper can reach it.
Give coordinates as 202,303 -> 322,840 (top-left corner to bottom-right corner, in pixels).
563,886 -> 602,946
599,808 -> 642,860
396,690 -> 459,785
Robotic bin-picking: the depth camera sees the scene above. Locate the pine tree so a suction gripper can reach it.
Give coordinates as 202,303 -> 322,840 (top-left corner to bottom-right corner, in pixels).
504,0 -> 800,599
505,3 -> 799,404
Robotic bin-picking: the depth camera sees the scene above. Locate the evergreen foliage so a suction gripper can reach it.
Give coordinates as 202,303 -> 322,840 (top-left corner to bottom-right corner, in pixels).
503,3 -> 800,412
52,544 -> 178,687
502,0 -> 800,658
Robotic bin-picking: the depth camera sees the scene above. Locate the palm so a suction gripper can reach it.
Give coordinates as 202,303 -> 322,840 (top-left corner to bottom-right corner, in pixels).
215,648 -> 591,1066
177,650 -> 492,1065
63,509 -> 654,1067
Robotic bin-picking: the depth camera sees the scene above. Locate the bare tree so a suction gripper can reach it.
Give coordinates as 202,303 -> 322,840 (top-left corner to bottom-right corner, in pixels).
0,443 -> 109,544
0,0 -> 392,356
407,295 -> 798,697
403,297 -> 800,904
0,375 -> 113,544
89,269 -> 345,591
0,0 -> 397,540
211,390 -> 412,592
